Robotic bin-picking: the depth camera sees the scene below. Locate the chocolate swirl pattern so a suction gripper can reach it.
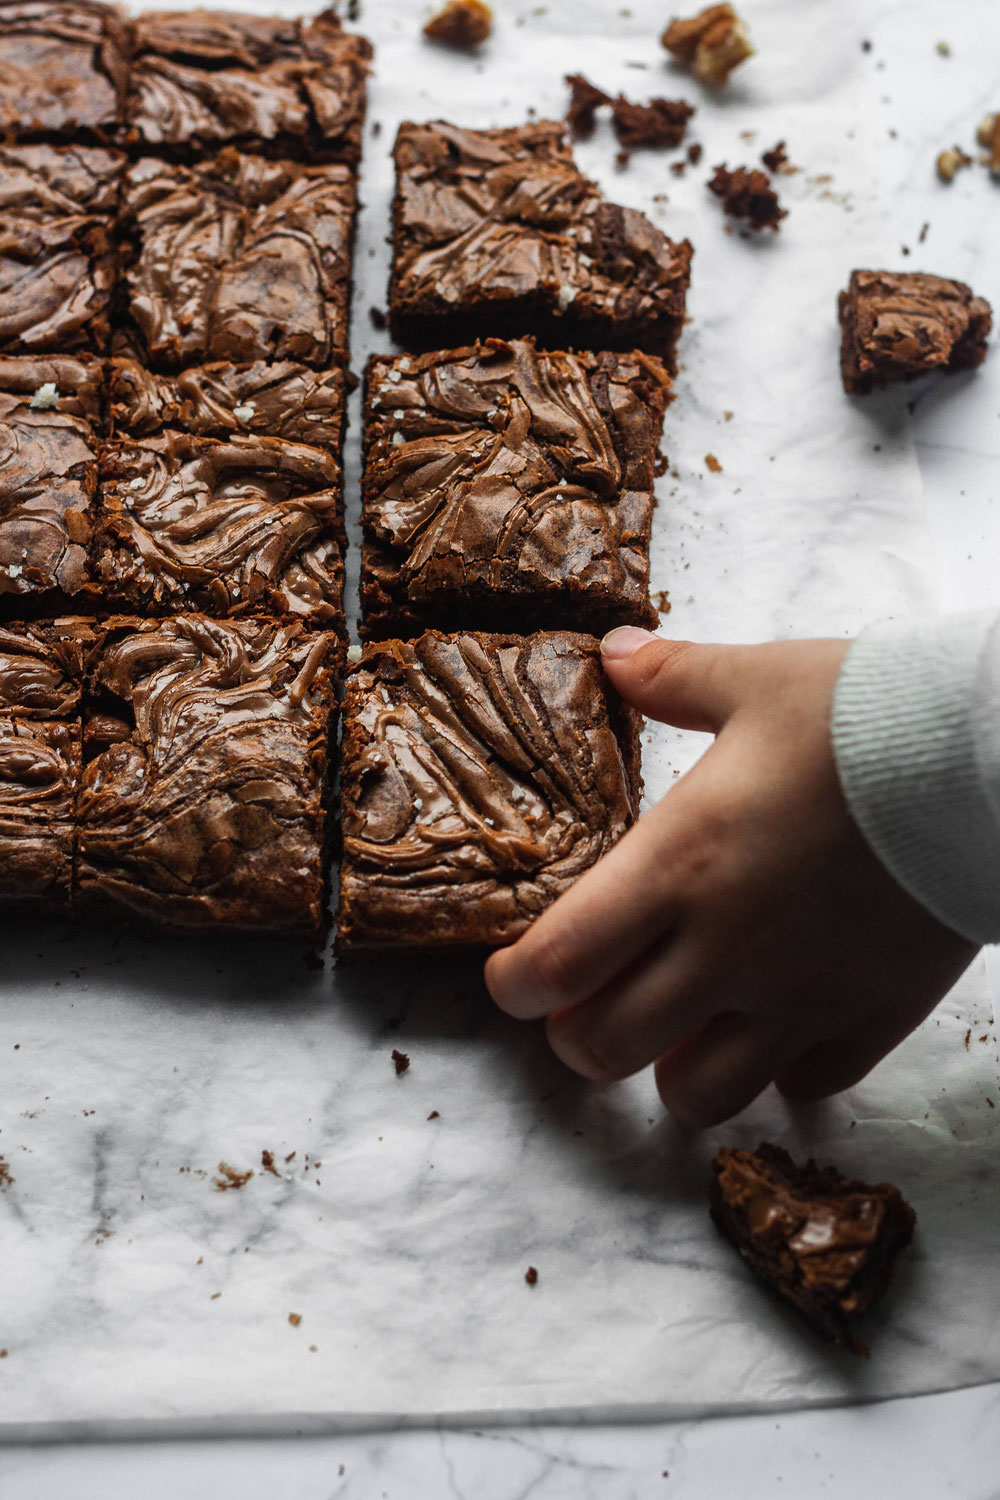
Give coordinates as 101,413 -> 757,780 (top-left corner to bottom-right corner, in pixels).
362,338 -> 671,637
839,270 -> 993,394
337,631 -> 641,950
0,0 -> 129,141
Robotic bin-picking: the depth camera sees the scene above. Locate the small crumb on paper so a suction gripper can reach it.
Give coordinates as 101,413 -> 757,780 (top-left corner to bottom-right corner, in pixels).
392,1048 -> 410,1076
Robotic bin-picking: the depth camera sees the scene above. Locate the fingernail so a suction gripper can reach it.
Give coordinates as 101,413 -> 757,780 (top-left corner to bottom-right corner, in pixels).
601,626 -> 656,660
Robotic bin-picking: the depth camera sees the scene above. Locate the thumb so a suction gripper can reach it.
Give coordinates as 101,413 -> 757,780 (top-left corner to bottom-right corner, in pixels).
599,628 -> 742,732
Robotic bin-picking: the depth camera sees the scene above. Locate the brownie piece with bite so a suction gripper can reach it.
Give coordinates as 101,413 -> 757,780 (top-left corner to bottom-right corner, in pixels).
337,630 -> 641,952
0,0 -> 129,143
839,270 -> 992,394
360,337 -> 671,639
388,120 -> 693,369
0,142 -> 121,355
710,1143 -> 917,1357
77,614 -> 343,935
118,149 -> 355,372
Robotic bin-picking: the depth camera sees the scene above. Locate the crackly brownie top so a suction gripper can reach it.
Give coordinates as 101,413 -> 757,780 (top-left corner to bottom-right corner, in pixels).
94,431 -> 344,620
0,618 -> 91,715
0,139 -> 122,213
339,630 -> 636,946
364,337 -> 670,603
120,149 -> 355,370
392,120 -> 693,325
841,270 -> 992,382
126,8 -> 371,157
109,357 -> 346,456
0,0 -> 129,139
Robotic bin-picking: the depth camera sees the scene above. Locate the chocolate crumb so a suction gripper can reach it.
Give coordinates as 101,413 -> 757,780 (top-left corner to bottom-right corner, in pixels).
705,453 -> 722,472
708,164 -> 786,230
213,1162 -> 253,1192
424,0 -> 492,49
261,1149 -> 281,1177
652,590 -> 672,613
615,148 -> 631,170
288,1312 -> 302,1327
369,305 -> 387,331
988,1097 -> 996,1109
688,141 -> 703,164
565,73 -> 612,139
611,95 -> 695,150
918,221 -> 930,243
427,1110 -> 440,1119
525,1265 -> 539,1285
392,1047 -> 410,1075
965,1028 -> 972,1050
0,1158 -> 13,1188
371,120 -> 381,136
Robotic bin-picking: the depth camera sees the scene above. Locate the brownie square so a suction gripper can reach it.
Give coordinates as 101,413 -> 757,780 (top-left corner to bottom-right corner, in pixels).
389,120 -> 693,368
337,630 -> 641,952
108,356 -> 347,458
93,430 -> 345,629
0,354 -> 103,614
360,337 -> 671,639
711,1144 -> 917,1357
0,618 -> 92,909
0,0 -> 129,143
77,614 -> 343,936
839,270 -> 992,395
119,149 -> 356,372
125,9 -> 372,164
0,142 -> 121,355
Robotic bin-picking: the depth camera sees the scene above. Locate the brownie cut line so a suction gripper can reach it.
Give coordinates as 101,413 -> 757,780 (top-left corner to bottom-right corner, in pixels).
388,119 -> 693,369
838,270 -> 992,394
337,630 -> 642,953
360,337 -> 671,639
0,0 -> 130,144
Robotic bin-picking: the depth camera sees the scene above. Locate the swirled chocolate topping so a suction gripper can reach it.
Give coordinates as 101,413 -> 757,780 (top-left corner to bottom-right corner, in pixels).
0,0 -> 130,141
389,120 -> 693,367
0,618 -> 90,716
120,149 -> 355,371
361,337 -> 670,638
337,630 -> 641,951
839,270 -> 992,395
78,614 -> 342,934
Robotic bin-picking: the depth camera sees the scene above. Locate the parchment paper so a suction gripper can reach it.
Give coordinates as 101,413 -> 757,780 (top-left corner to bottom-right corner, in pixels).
1,0 -> 998,1435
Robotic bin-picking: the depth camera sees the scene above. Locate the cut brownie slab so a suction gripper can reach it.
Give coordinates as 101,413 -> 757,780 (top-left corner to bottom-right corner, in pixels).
839,270 -> 992,394
0,142 -> 121,355
93,430 -> 345,628
711,1143 -> 917,1357
119,149 -> 355,371
0,354 -> 103,615
337,630 -> 641,952
361,338 -> 671,638
389,120 -> 693,368
77,614 -> 343,936
125,9 -> 372,164
0,0 -> 129,143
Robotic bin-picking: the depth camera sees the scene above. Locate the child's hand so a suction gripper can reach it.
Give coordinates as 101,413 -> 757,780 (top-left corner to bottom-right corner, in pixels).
484,630 -> 977,1126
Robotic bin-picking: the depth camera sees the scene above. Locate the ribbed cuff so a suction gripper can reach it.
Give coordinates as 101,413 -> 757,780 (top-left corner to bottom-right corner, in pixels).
832,612 -> 1000,946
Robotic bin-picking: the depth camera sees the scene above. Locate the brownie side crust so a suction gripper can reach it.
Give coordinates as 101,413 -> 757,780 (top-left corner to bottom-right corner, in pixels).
711,1143 -> 917,1356
839,270 -> 992,395
0,0 -> 130,143
337,630 -> 642,953
360,337 -> 671,639
388,120 -> 693,368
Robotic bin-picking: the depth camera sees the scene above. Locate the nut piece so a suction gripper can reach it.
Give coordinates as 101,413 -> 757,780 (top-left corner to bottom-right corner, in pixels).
423,0 -> 492,49
976,113 -> 1000,175
936,146 -> 972,183
662,3 -> 754,86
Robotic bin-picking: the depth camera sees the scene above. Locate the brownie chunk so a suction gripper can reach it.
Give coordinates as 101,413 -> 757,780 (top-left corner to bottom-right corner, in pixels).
125,9 -> 371,164
119,149 -> 355,371
0,142 -> 121,355
710,1143 -> 917,1357
0,0 -> 129,142
337,630 -> 641,952
108,358 -> 347,458
77,614 -> 343,936
0,355 -> 103,614
389,120 -> 693,369
360,337 -> 671,638
93,431 -> 345,628
708,164 -> 785,230
838,270 -> 993,394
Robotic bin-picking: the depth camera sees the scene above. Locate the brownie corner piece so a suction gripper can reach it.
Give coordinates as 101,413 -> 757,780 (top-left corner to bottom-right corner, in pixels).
710,1143 -> 917,1356
0,0 -> 129,143
388,119 -> 693,366
360,337 -> 670,638
839,269 -> 993,394
77,615 -> 344,937
336,629 -> 641,954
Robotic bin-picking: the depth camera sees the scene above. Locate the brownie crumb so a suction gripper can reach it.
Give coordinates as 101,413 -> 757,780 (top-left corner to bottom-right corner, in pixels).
392,1047 -> 410,1075
424,0 -> 492,49
652,590 -> 672,613
688,141 -> 703,165
708,164 -> 786,230
261,1149 -> 282,1178
213,1162 -> 254,1191
761,139 -> 797,174
0,1158 -> 13,1188
615,147 -> 631,170
525,1265 -> 539,1285
705,452 -> 722,472
611,95 -> 695,150
427,1110 -> 440,1120
565,73 -> 612,139
369,305 -> 387,331
288,1312 -> 302,1327
662,4 -> 754,87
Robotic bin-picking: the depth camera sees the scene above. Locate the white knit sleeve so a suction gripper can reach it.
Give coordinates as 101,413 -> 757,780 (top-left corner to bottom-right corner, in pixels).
831,611 -> 1000,946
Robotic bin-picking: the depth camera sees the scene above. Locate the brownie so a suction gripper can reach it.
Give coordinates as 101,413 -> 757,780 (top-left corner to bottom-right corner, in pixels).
93,431 -> 345,628
0,354 -> 104,615
0,0 -> 129,142
337,630 -> 641,952
77,614 -> 343,935
388,120 -> 694,369
360,337 -> 671,639
708,164 -> 785,230
710,1144 -> 917,1357
107,357 -> 347,458
119,149 -> 355,372
0,618 -> 92,909
124,9 -> 372,164
838,270 -> 993,394
0,142 -> 121,355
